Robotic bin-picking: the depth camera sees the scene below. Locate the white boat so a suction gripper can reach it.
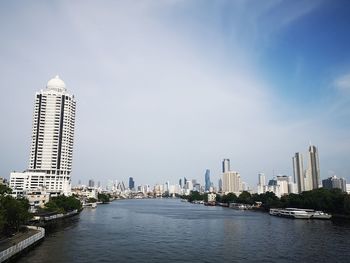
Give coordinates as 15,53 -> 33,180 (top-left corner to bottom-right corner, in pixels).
269,208 -> 312,219
270,208 -> 332,220
311,211 -> 332,219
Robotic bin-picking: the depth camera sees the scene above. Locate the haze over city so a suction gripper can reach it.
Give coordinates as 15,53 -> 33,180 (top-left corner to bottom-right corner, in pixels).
1,1 -> 350,187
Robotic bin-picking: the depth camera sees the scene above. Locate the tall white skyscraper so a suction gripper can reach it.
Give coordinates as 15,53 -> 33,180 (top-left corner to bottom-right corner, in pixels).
293,152 -> 304,193
307,145 -> 320,189
28,75 -> 76,175
257,173 -> 266,194
10,76 -> 76,195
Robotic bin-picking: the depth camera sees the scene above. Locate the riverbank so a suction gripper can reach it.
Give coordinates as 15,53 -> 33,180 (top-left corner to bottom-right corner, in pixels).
0,226 -> 45,262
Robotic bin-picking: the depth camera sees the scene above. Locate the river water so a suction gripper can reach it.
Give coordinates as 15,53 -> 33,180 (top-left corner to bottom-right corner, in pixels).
18,199 -> 350,263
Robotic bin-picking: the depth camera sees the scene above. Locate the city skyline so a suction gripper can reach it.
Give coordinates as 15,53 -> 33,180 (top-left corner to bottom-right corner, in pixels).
1,1 -> 350,186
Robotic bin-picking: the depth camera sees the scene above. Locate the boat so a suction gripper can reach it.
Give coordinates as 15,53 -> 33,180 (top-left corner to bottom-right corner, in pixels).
269,208 -> 312,219
311,211 -> 332,219
269,208 -> 332,220
230,203 -> 250,210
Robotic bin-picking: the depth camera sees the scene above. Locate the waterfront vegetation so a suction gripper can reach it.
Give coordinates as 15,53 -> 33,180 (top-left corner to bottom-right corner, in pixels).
0,185 -> 31,236
98,193 -> 110,203
183,188 -> 350,215
43,195 -> 82,213
87,197 -> 97,203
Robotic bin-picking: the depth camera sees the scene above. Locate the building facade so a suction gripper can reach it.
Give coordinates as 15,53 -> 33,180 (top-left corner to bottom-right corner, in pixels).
307,145 -> 320,189
293,152 -> 304,193
10,76 -> 76,195
322,176 -> 347,192
257,173 -> 266,194
222,171 -> 241,195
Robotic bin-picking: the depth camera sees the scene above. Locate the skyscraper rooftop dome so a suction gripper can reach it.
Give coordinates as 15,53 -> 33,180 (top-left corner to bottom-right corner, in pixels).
46,75 -> 66,92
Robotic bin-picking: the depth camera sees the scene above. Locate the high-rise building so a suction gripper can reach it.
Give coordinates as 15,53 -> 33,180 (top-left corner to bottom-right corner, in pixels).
218,178 -> 223,192
28,75 -> 76,177
129,177 -> 135,190
257,173 -> 266,194
204,169 -> 211,191
322,176 -> 346,192
293,152 -> 304,193
307,145 -> 320,189
222,159 -> 230,173
276,175 -> 289,196
88,179 -> 95,188
266,178 -> 281,197
222,171 -> 241,194
10,76 -> 76,195
179,178 -> 182,188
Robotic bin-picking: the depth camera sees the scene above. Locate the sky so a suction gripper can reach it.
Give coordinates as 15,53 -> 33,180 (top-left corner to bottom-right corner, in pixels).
1,0 -> 350,189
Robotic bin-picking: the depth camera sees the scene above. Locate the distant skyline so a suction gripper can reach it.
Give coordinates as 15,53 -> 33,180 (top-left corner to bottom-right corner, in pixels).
1,1 -> 350,187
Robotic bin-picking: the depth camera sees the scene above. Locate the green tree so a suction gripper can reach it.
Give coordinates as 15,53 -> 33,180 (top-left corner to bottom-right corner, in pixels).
344,194 -> 350,215
0,196 -> 31,234
186,191 -> 204,202
238,191 -> 253,204
0,185 -> 12,195
98,193 -> 110,203
221,193 -> 238,203
44,195 -> 82,213
87,197 -> 97,203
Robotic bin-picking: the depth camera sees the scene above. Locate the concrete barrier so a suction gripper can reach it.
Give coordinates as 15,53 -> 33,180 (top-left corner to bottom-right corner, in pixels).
0,226 -> 45,262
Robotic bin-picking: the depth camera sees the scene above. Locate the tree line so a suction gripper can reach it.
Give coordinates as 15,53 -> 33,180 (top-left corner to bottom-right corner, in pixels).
183,188 -> 350,215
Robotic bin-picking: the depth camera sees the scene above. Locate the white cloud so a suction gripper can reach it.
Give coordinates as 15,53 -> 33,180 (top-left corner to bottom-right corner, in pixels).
0,1 -> 349,189
334,73 -> 350,92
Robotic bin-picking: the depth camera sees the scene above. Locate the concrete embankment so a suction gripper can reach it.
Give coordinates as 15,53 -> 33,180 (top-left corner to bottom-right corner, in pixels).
0,226 -> 45,262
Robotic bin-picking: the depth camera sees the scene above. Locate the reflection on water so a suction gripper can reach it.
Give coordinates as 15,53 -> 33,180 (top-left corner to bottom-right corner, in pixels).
18,199 -> 350,263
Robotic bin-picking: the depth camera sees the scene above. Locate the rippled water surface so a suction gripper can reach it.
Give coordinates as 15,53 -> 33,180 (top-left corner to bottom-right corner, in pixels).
18,199 -> 350,263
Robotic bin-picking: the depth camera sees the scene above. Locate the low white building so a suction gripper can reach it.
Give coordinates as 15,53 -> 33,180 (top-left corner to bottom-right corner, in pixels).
10,171 -> 71,195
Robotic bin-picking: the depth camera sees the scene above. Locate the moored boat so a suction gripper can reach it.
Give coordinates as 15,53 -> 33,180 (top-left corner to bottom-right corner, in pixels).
269,208 -> 312,219
311,211 -> 332,219
269,208 -> 331,220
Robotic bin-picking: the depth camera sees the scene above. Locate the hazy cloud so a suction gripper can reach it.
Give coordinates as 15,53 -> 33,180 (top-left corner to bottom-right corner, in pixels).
334,73 -> 350,93
0,1 -> 349,189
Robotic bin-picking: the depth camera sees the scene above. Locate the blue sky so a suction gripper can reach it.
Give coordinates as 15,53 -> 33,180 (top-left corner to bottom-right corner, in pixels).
0,1 -> 350,188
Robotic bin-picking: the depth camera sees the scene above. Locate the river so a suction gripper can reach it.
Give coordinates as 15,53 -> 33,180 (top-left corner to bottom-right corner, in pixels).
18,199 -> 350,263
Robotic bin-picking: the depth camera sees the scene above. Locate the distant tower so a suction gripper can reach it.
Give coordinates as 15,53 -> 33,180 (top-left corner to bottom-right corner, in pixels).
293,152 -> 304,193
88,179 -> 95,188
179,178 -> 182,188
129,177 -> 135,190
257,173 -> 266,194
218,178 -> 223,192
308,145 -> 320,189
222,159 -> 230,173
204,169 -> 211,191
258,173 -> 266,186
